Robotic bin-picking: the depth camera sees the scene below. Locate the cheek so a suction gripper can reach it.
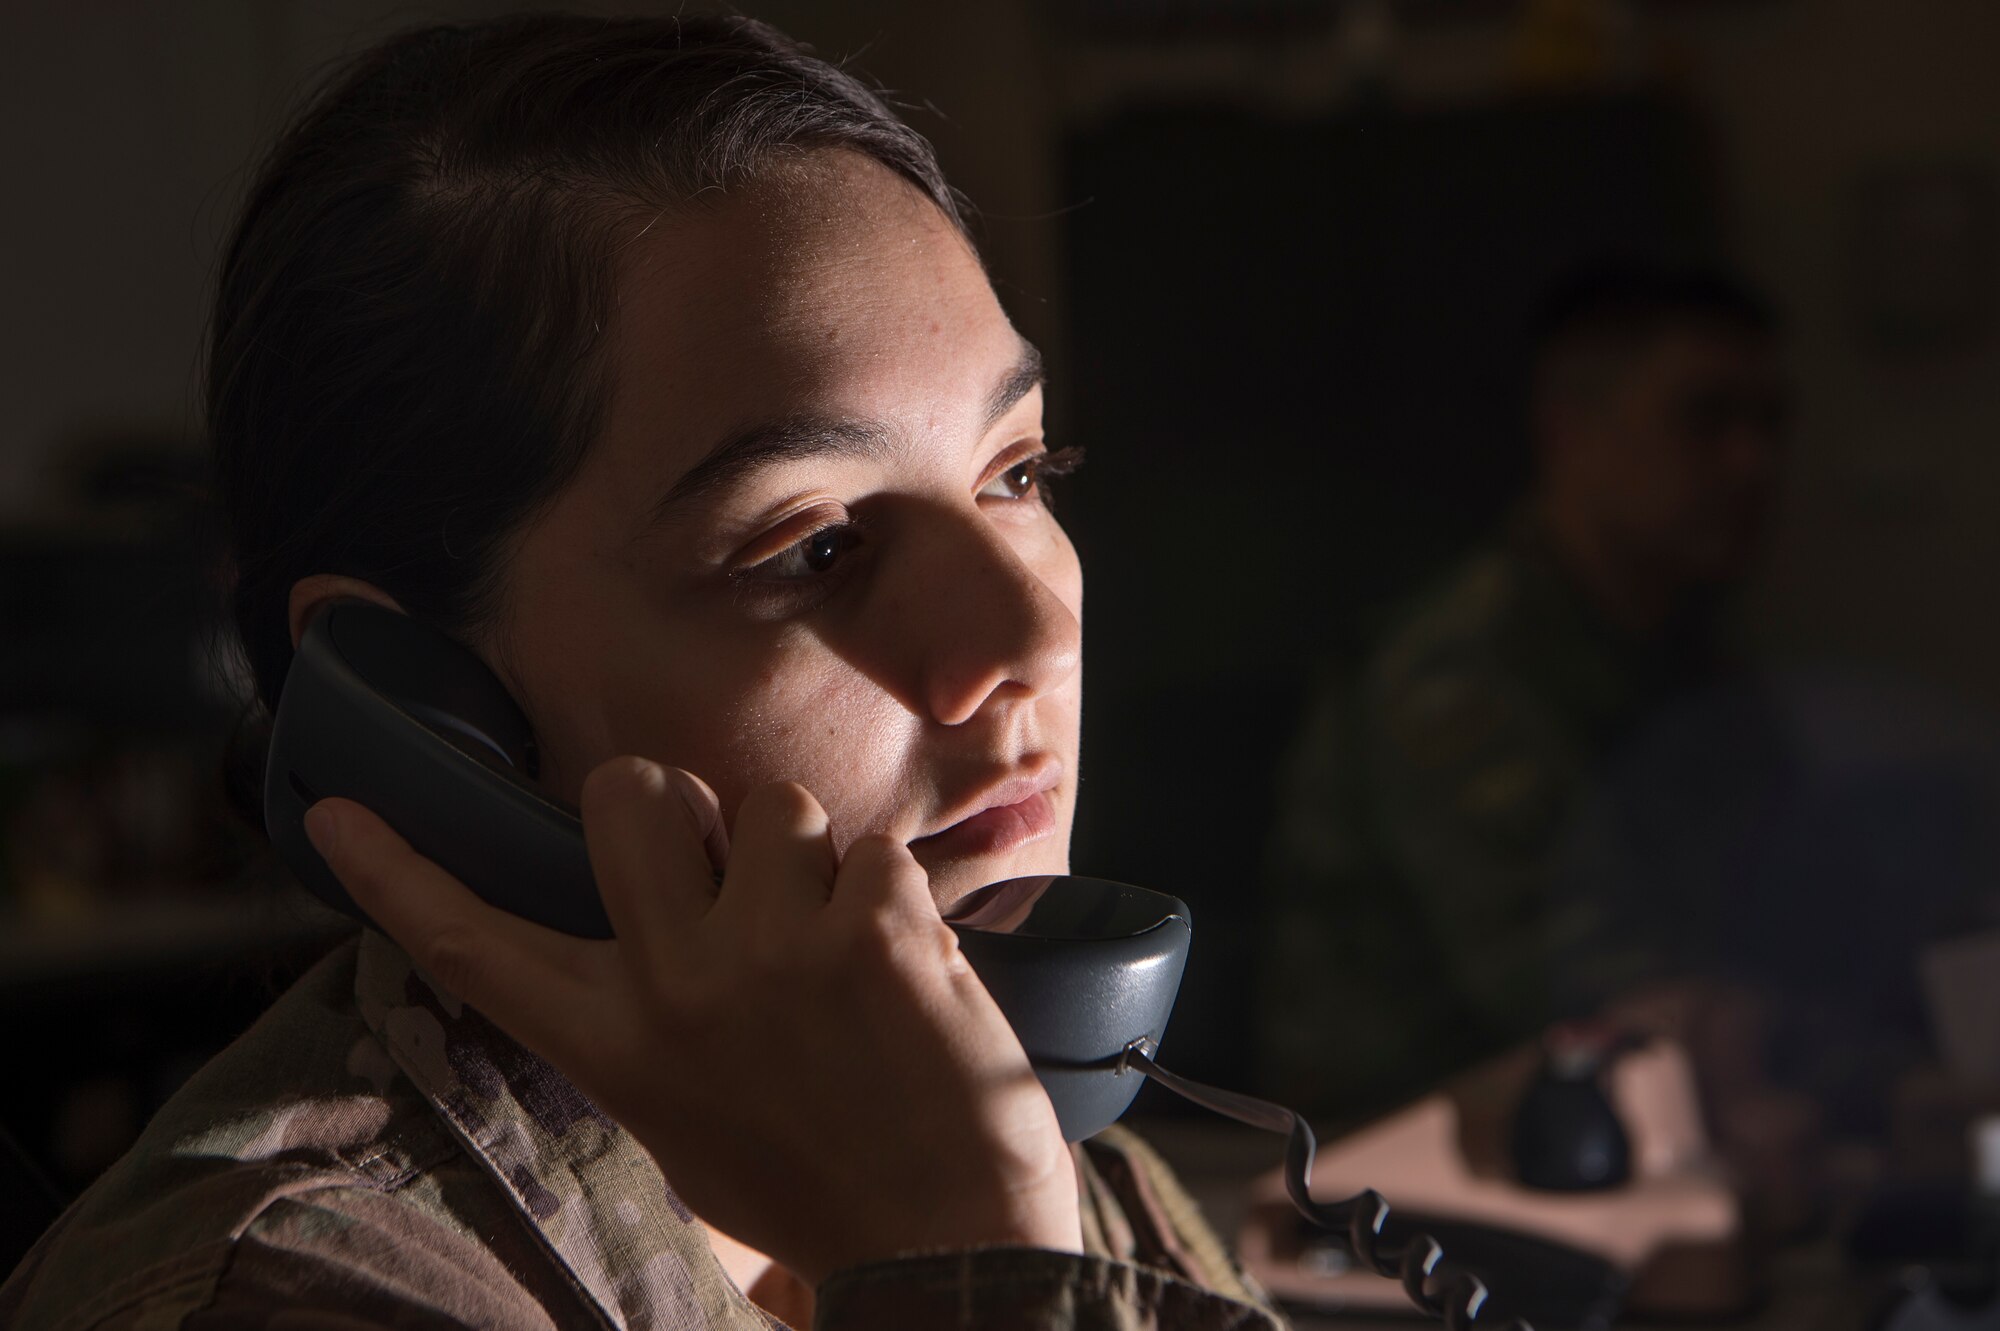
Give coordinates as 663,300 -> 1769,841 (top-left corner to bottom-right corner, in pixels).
722,661 -> 879,777
1032,518 -> 1085,622
505,582 -> 924,845
639,639 -> 918,843
1057,536 -> 1085,618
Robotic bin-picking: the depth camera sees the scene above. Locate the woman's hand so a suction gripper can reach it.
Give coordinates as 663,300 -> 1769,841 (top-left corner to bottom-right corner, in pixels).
303,756 -> 1081,1285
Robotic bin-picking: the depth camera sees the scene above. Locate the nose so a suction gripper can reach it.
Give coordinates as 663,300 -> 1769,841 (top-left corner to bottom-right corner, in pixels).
1719,417 -> 1783,495
903,513 -> 1081,728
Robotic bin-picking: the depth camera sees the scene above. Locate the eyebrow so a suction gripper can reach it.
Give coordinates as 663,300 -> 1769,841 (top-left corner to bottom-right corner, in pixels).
982,341 -> 1044,436
645,340 -> 1046,526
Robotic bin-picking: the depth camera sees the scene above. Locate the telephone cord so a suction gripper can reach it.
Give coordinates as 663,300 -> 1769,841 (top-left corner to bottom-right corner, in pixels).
1119,1045 -> 1529,1331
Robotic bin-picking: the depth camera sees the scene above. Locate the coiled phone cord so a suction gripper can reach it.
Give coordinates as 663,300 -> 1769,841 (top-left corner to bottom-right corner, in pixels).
1120,1044 -> 1530,1331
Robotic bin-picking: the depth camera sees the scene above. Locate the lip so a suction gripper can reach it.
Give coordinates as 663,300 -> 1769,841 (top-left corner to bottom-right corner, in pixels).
910,762 -> 1062,860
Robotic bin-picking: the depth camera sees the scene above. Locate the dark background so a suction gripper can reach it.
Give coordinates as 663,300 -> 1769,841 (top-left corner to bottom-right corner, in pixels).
4,0 -> 2000,1272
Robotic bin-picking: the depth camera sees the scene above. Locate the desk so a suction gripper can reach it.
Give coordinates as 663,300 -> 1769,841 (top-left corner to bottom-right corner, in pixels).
1130,1116 -> 1882,1331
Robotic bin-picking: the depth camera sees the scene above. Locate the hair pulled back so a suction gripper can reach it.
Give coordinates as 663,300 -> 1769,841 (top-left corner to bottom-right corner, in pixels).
210,14 -> 965,734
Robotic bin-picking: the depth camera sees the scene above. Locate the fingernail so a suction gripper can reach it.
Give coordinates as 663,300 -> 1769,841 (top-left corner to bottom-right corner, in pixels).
664,767 -> 727,856
304,802 -> 340,858
662,769 -> 706,827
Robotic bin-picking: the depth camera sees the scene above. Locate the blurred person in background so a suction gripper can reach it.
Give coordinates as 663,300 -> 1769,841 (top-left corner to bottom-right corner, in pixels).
1260,263 -> 1789,1118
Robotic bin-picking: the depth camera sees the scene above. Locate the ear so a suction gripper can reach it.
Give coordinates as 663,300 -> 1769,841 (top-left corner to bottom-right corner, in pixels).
288,575 -> 405,650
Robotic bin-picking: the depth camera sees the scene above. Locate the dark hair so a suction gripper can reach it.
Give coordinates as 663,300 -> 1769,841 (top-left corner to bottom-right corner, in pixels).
210,12 -> 966,740
1531,259 -> 1776,358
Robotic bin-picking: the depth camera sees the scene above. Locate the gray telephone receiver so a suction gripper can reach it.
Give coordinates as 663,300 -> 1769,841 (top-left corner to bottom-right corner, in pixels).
264,600 -> 1547,1329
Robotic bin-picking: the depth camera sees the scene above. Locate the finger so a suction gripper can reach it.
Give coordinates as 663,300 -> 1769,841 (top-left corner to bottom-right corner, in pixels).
832,835 -> 971,988
579,757 -> 719,942
830,833 -> 936,922
664,766 -> 730,876
711,780 -> 836,929
309,797 -> 600,1052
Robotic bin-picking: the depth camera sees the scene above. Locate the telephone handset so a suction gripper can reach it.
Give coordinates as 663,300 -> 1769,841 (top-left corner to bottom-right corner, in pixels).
265,601 -> 1538,1329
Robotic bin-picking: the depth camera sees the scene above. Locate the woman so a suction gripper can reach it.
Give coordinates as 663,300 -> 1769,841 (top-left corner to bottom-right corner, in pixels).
1,14 -> 1283,1329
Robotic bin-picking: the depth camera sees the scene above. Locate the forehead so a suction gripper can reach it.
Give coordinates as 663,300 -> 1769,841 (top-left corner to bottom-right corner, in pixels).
600,153 -> 1018,463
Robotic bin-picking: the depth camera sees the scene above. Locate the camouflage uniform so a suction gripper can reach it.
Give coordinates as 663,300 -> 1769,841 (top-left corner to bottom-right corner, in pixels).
2,929 -> 1283,1329
1262,517 -> 1696,1114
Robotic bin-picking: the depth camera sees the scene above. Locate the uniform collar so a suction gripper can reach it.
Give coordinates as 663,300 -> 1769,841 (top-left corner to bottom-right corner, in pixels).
354,928 -> 771,1328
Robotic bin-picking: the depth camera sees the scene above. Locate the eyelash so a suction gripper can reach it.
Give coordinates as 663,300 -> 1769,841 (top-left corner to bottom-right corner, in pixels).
732,445 -> 1086,603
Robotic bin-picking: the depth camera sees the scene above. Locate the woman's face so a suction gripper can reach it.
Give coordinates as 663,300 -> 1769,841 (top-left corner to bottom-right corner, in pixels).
493,152 -> 1083,912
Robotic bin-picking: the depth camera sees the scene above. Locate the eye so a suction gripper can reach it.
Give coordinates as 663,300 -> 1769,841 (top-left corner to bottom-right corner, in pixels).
977,446 -> 1084,506
744,520 -> 863,581
981,458 -> 1041,501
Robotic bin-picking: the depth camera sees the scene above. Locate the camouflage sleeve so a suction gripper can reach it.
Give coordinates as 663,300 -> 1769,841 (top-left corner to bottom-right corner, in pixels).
815,1126 -> 1287,1330
814,1248 -> 1283,1330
